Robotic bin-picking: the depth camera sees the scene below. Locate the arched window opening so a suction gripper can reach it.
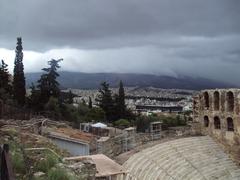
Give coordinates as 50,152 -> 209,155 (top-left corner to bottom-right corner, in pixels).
214,116 -> 221,129
214,91 -> 220,111
227,117 -> 234,131
226,91 -> 234,112
203,92 -> 209,109
204,116 -> 209,127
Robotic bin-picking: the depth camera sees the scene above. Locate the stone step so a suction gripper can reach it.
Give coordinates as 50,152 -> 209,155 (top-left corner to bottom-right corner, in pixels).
118,136 -> 240,180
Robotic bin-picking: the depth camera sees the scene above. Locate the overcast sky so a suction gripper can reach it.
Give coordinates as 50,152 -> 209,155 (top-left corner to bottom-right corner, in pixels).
0,0 -> 240,84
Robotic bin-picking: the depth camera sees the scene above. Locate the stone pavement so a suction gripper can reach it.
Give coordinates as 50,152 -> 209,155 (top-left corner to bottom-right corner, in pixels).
117,136 -> 240,180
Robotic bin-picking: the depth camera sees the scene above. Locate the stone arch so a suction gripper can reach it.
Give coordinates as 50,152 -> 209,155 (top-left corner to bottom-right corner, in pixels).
226,91 -> 234,112
227,117 -> 234,131
214,116 -> 221,129
203,92 -> 209,109
213,91 -> 220,111
204,116 -> 209,127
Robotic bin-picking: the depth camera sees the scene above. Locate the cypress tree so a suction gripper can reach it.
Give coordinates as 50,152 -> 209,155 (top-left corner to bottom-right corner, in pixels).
13,37 -> 26,105
0,60 -> 12,99
88,96 -> 92,109
96,82 -> 114,122
117,80 -> 126,118
29,83 -> 41,111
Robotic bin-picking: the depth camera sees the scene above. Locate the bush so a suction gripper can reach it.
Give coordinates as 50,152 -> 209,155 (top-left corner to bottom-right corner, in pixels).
61,104 -> 81,124
84,107 -> 105,122
161,115 -> 187,127
12,151 -> 26,174
44,97 -> 61,119
77,103 -> 90,116
47,168 -> 75,180
135,114 -> 187,132
36,153 -> 59,173
135,115 -> 159,132
114,119 -> 130,129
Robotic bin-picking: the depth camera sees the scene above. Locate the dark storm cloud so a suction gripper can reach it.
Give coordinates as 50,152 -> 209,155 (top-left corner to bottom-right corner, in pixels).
0,0 -> 239,50
0,0 -> 240,84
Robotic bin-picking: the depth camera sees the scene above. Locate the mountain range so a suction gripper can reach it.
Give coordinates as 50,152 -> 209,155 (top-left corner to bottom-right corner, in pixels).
25,71 -> 236,90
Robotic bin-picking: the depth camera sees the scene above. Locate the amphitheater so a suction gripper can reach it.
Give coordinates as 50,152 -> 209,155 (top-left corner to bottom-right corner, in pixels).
117,136 -> 240,180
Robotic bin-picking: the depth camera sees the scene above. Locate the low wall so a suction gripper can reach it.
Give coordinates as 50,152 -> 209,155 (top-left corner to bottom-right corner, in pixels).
97,126 -> 194,158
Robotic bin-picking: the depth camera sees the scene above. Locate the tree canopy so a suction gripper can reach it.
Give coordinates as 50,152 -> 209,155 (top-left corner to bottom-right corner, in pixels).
0,60 -> 12,100
37,58 -> 63,105
96,82 -> 115,122
13,37 -> 26,105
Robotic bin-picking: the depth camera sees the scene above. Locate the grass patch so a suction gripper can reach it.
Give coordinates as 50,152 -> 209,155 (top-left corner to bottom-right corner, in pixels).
47,167 -> 75,180
36,153 -> 59,173
12,151 -> 26,174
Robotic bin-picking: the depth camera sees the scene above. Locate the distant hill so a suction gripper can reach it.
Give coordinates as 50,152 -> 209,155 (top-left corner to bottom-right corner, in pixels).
25,71 -> 236,90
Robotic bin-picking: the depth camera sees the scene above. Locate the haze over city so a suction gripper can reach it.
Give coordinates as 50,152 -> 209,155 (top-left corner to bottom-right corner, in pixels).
0,0 -> 240,84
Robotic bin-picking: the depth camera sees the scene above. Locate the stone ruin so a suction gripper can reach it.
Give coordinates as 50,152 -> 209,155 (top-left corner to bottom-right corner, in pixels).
193,88 -> 240,162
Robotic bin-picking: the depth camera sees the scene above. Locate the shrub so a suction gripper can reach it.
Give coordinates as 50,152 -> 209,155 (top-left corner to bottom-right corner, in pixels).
114,119 -> 130,129
161,115 -> 187,127
135,115 -> 159,132
135,114 -> 187,132
44,97 -> 61,119
47,167 -> 75,180
84,107 -> 105,122
12,151 -> 26,174
36,153 -> 59,173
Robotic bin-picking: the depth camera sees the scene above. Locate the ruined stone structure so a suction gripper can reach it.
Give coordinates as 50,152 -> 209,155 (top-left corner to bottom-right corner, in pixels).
193,89 -> 240,162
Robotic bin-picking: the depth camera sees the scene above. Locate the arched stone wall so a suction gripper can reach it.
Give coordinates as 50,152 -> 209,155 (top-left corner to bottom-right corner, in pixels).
203,92 -> 210,109
226,91 -> 234,112
214,116 -> 221,129
227,117 -> 234,131
204,116 -> 209,127
195,89 -> 240,164
213,91 -> 220,111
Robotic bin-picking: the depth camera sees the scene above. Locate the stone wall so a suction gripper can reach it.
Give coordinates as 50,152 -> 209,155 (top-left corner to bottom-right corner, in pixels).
97,126 -> 194,158
193,89 -> 240,163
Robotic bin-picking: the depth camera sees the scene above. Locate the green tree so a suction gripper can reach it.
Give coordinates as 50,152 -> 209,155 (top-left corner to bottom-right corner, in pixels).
44,97 -> 61,119
77,103 -> 90,116
0,60 -> 12,100
67,90 -> 74,104
96,82 -> 115,122
88,96 -> 93,109
28,83 -> 41,111
85,107 -> 105,122
13,37 -> 26,105
116,80 -> 126,119
114,119 -> 130,129
37,58 -> 63,105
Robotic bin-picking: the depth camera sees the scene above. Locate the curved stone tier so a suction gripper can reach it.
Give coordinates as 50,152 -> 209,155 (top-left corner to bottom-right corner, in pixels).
117,136 -> 240,180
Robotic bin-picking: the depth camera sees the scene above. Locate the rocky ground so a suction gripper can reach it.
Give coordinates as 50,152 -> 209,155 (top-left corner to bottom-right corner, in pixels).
0,119 -> 96,180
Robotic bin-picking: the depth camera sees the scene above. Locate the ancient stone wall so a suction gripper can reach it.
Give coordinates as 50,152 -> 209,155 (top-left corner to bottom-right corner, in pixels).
194,89 -> 240,163
97,127 -> 195,158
